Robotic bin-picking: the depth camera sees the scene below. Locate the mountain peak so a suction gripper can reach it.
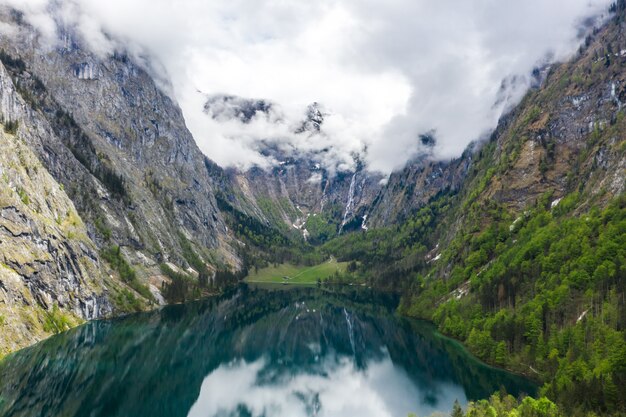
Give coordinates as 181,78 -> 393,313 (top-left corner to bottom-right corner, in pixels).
203,94 -> 274,124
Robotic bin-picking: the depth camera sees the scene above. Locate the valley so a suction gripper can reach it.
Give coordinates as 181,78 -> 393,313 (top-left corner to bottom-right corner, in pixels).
0,1 -> 624,417
0,287 -> 538,417
244,258 -> 349,285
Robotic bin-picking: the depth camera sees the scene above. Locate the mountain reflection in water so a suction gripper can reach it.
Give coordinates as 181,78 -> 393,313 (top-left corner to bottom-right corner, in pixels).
0,286 -> 536,417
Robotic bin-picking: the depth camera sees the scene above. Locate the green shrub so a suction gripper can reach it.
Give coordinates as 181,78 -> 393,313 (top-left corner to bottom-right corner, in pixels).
94,216 -> 112,241
43,305 -> 73,334
178,234 -> 210,288
160,263 -> 199,303
3,120 -> 18,134
101,246 -> 154,302
113,289 -> 143,312
17,187 -> 29,205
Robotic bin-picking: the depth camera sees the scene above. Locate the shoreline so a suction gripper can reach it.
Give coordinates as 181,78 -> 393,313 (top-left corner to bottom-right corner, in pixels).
0,284 -> 539,392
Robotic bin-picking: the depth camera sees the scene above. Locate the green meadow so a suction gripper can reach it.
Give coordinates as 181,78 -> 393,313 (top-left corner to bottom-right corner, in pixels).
244,258 -> 348,285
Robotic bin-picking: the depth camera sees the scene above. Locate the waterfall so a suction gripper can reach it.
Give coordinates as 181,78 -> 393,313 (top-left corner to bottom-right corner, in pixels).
343,308 -> 356,356
319,311 -> 329,346
339,173 -> 357,234
74,62 -> 99,80
612,82 -> 623,110
320,177 -> 330,212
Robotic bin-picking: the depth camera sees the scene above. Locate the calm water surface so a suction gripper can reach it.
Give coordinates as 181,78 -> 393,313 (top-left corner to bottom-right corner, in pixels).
0,286 -> 536,417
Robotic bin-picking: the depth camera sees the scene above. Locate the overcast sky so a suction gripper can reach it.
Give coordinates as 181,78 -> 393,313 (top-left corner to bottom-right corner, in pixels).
1,0 -> 613,174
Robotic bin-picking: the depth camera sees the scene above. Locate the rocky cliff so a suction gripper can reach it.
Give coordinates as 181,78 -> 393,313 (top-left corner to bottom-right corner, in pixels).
0,17 -> 237,262
201,96 -> 385,240
226,159 -> 382,241
0,10 -> 241,353
0,83 -> 113,354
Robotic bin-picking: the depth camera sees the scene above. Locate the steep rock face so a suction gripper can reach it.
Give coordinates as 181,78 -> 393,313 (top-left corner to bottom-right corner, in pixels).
484,50 -> 626,210
0,14 -> 238,271
0,120 -> 112,355
208,96 -> 472,233
367,153 -> 473,227
228,158 -> 382,238
201,94 -> 385,238
0,12 -> 242,353
409,18 -> 626,263
389,13 -> 626,414
356,18 -> 625,229
412,2 -> 626,337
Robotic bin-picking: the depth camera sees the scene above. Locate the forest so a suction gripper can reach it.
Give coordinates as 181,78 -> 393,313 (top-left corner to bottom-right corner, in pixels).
415,393 -> 563,417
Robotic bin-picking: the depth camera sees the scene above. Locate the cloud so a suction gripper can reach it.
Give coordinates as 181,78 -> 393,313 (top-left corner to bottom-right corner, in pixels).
0,0 -> 612,174
187,355 -> 467,417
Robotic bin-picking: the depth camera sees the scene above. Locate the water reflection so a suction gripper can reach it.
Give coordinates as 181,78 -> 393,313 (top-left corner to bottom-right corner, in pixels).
188,355 -> 467,417
0,286 -> 536,417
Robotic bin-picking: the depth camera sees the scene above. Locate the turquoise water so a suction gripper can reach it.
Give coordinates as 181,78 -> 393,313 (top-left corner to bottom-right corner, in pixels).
0,286 -> 536,417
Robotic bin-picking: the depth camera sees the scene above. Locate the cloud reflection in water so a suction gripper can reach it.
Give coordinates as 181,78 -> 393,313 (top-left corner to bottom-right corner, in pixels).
188,352 -> 466,417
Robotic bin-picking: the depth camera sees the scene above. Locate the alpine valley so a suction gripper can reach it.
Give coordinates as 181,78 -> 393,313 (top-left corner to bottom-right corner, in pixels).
0,3 -> 625,417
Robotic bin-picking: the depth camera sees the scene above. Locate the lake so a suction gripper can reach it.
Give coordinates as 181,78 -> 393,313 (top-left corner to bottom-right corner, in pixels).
0,286 -> 536,417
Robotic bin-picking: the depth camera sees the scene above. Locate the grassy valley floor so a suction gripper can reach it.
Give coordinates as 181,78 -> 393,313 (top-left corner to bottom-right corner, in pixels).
244,258 -> 348,285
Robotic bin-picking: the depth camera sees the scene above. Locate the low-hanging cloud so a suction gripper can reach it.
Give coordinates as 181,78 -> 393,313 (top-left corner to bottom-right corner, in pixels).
0,0 -> 612,174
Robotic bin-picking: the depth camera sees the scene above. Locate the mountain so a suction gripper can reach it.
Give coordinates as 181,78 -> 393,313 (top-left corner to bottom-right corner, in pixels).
0,109 -> 112,353
0,3 -> 625,415
321,7 -> 626,415
0,10 -> 243,353
203,96 -> 385,241
225,158 -> 382,241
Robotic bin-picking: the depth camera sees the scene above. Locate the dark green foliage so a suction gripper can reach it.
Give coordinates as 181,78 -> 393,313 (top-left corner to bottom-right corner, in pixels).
387,22 -> 626,411
305,213 -> 338,244
216,194 -> 290,248
214,269 -> 241,288
112,289 -> 143,313
3,120 -> 18,134
43,305 -> 73,334
55,110 -> 128,201
451,399 -> 463,417
461,393 -> 561,417
94,216 -> 112,241
144,170 -> 175,213
178,234 -> 212,287
0,50 -> 46,110
0,50 -> 25,72
101,246 -> 154,302
98,166 -> 127,200
320,191 -> 455,289
216,193 -> 323,268
313,24 -> 626,409
203,156 -> 225,179
521,105 -> 541,127
411,393 -> 563,417
16,187 -> 29,205
611,0 -> 626,21
407,196 -> 626,416
101,246 -> 134,282
160,263 -> 199,303
160,259 -> 245,303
